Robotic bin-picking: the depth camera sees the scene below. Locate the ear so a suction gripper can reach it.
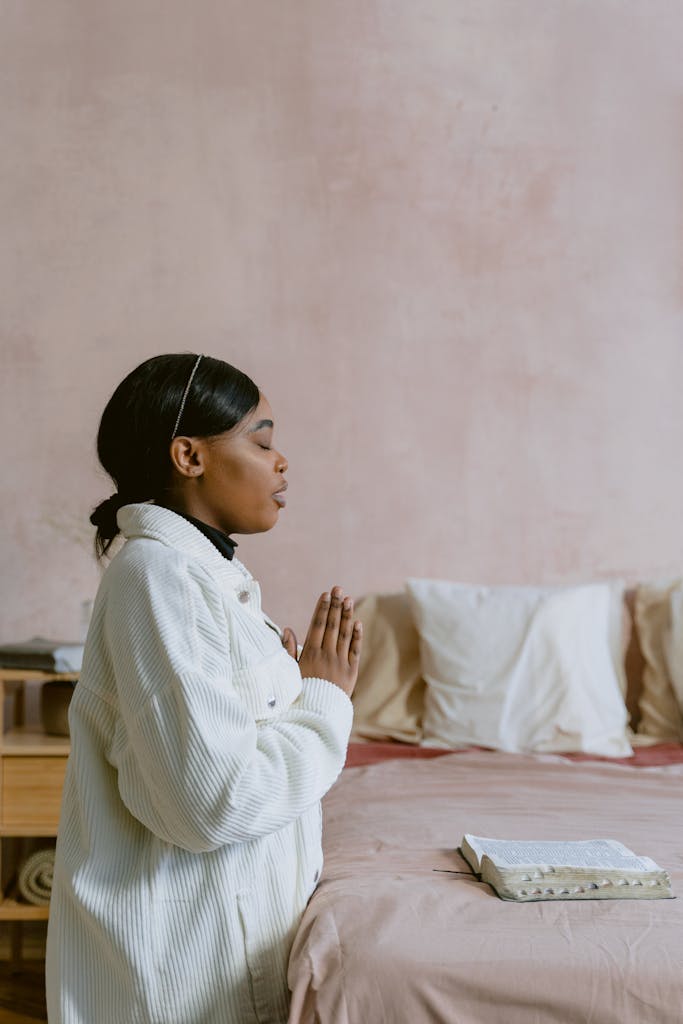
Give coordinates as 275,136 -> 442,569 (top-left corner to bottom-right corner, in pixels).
169,436 -> 207,479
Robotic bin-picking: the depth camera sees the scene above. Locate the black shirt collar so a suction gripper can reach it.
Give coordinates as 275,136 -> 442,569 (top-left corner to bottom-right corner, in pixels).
175,512 -> 238,561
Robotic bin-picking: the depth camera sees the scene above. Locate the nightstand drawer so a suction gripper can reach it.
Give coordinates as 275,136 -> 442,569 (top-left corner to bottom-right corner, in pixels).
1,756 -> 68,832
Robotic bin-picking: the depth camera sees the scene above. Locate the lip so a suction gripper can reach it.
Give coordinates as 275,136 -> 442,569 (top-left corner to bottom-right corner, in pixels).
273,481 -> 288,508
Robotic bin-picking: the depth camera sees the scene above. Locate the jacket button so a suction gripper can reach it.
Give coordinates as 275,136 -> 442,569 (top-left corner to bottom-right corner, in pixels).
267,696 -> 277,708
238,590 -> 250,603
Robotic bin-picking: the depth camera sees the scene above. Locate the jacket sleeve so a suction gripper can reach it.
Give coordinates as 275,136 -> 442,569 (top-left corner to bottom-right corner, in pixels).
104,548 -> 353,853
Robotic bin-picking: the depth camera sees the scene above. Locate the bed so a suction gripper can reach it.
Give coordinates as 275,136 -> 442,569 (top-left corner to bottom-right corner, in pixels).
287,582 -> 683,1024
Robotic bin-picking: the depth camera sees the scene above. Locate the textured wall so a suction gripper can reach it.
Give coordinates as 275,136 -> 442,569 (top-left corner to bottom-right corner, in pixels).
2,1 -> 682,641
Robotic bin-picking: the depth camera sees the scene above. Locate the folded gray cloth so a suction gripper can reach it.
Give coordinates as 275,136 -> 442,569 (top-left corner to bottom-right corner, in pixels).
0,637 -> 83,673
18,848 -> 55,906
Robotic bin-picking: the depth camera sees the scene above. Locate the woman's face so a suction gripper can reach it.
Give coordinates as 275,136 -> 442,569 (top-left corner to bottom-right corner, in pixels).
170,393 -> 289,536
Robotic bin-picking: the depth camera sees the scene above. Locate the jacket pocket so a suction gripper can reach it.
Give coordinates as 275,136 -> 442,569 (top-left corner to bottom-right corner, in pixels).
152,892 -> 263,1024
237,889 -> 293,1024
150,897 -> 199,1024
232,648 -> 303,722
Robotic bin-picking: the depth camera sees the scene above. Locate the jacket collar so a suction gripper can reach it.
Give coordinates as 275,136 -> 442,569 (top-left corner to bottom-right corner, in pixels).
117,503 -> 250,587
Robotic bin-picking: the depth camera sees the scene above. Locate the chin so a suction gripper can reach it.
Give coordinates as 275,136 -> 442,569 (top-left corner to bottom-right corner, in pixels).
264,510 -> 280,530
240,512 -> 280,535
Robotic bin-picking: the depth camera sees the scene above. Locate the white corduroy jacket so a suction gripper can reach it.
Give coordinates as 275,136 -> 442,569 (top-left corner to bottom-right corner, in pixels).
45,504 -> 353,1024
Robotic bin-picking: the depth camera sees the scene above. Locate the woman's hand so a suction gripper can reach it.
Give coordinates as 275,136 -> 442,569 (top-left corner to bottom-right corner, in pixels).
282,587 -> 362,698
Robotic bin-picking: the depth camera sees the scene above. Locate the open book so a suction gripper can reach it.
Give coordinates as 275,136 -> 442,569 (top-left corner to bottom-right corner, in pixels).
460,835 -> 673,902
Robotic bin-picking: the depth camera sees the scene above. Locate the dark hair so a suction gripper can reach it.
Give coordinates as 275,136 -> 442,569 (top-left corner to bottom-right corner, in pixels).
90,353 -> 260,558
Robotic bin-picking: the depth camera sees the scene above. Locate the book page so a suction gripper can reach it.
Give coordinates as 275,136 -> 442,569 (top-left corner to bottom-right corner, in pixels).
463,835 -> 659,871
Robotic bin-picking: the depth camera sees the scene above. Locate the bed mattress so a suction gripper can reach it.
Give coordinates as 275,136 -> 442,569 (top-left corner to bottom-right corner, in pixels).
288,748 -> 683,1024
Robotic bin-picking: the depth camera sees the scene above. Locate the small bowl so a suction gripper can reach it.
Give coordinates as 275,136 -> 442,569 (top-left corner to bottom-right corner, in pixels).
40,681 -> 76,737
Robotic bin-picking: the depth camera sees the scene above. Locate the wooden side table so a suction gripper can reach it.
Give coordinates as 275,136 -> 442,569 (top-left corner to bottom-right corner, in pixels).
0,669 -> 75,961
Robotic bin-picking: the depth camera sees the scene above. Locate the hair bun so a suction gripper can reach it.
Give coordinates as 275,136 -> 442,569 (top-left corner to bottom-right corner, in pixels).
89,493 -> 126,535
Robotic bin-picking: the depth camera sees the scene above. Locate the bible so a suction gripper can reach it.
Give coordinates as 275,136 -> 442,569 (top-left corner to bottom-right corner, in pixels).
460,835 -> 673,902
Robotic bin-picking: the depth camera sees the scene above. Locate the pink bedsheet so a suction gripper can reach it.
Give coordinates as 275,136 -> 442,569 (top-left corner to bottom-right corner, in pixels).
288,749 -> 683,1023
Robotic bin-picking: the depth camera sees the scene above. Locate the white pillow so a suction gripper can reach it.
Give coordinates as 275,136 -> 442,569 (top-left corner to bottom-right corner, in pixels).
406,579 -> 632,757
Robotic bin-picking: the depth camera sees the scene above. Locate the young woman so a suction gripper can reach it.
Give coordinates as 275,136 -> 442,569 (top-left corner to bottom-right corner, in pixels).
46,353 -> 362,1024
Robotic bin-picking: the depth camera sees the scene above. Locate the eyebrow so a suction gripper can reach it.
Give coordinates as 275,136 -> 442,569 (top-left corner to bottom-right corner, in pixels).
248,419 -> 274,433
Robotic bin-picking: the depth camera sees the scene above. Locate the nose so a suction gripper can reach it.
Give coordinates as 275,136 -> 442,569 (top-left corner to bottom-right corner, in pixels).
276,450 -> 288,473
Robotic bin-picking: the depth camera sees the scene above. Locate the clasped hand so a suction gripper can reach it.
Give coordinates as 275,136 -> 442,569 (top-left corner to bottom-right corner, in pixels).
281,587 -> 362,698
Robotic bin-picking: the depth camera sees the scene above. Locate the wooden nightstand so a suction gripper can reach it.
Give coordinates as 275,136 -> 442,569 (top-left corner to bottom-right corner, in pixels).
0,669 -> 75,958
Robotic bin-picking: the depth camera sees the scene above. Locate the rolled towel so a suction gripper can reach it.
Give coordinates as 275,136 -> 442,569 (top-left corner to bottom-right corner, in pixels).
18,848 -> 55,906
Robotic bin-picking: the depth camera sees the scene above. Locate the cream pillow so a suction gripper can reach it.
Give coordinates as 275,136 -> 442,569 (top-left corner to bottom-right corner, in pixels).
635,580 -> 683,741
668,589 -> 683,714
406,579 -> 632,756
350,593 -> 425,743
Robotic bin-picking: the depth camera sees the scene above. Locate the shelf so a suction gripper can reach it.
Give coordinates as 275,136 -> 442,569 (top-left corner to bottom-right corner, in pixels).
0,670 -> 77,683
0,898 -> 49,922
0,670 -> 68,938
0,729 -> 69,757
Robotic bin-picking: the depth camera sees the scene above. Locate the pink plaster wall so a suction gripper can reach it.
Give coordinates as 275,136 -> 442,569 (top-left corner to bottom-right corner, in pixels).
2,1 -> 683,642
